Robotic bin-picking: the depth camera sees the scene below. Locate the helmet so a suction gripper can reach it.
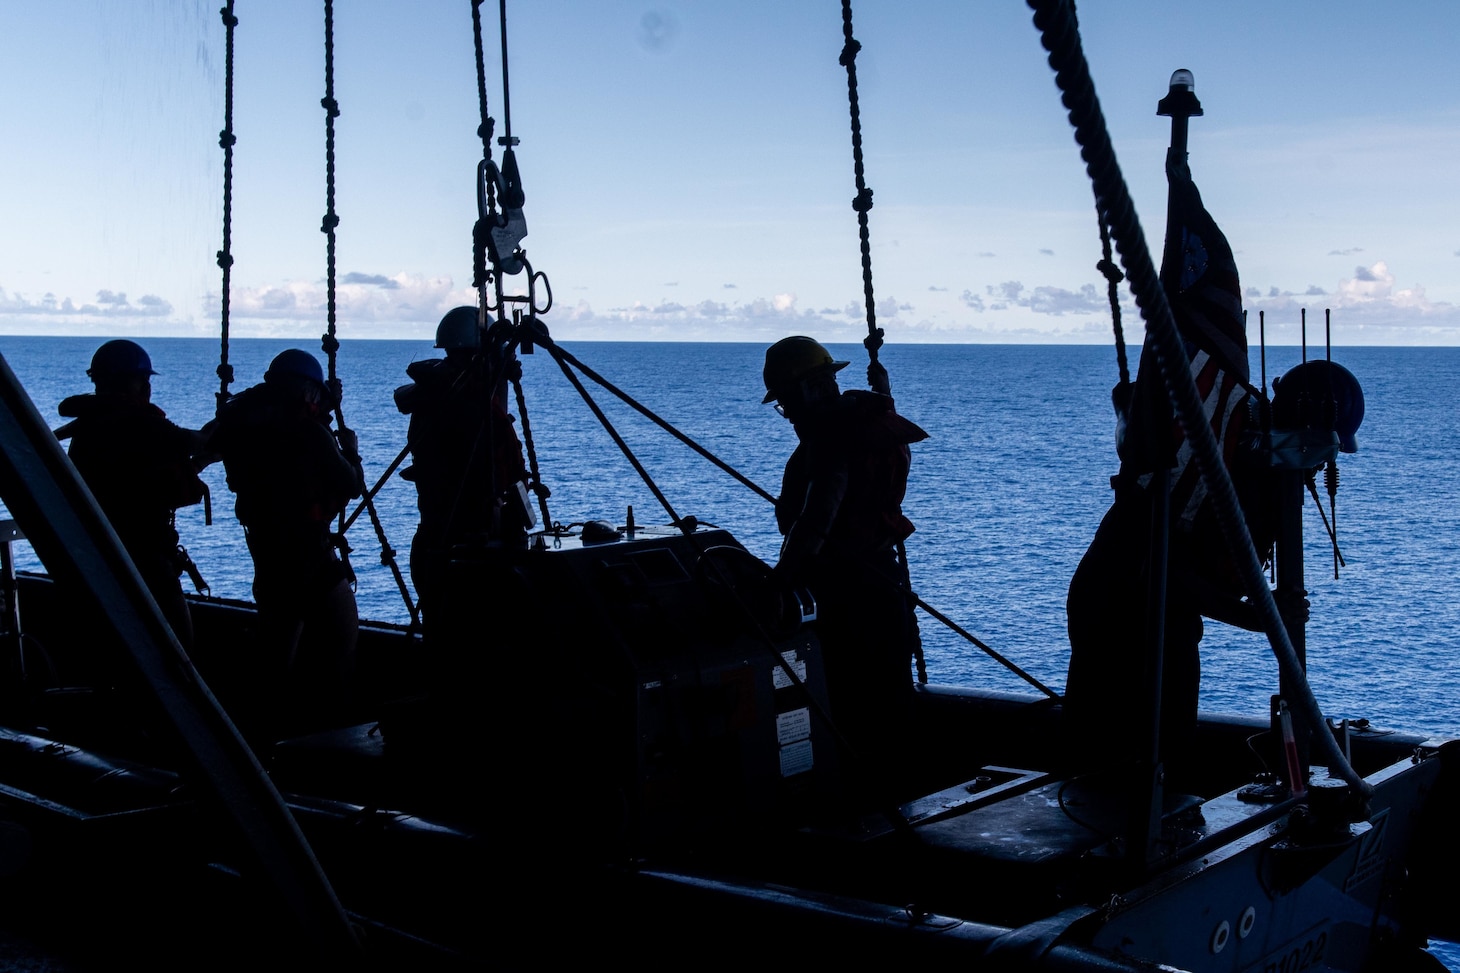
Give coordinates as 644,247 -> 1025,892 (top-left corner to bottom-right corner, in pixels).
435,306 -> 481,351
265,348 -> 325,387
761,336 -> 849,404
1271,359 -> 1365,453
87,339 -> 155,379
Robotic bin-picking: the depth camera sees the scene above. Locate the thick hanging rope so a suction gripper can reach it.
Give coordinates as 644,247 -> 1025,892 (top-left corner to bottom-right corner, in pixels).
320,0 -> 342,391
215,1 -> 239,414
1028,0 -> 1369,798
838,0 -> 888,394
840,1 -> 925,685
316,0 -> 416,628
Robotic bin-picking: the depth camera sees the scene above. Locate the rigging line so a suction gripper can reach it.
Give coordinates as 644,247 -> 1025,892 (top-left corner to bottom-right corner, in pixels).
314,0 -> 409,621
1029,0 -> 1369,798
838,0 -> 887,394
215,1 -> 239,414
320,0 -> 341,399
541,340 -> 686,532
1304,474 -> 1345,570
497,0 -> 513,145
508,354 -> 553,530
552,345 -> 777,505
913,595 -> 1059,700
361,494 -> 418,628
342,443 -> 409,534
1095,202 -> 1130,388
471,0 -> 494,163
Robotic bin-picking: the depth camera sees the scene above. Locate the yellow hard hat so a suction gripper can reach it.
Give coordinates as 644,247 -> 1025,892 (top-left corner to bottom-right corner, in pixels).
762,336 -> 849,403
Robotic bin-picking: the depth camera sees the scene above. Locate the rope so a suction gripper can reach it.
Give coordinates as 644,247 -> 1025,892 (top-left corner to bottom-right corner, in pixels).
320,0 -> 341,394
1028,0 -> 1369,798
497,0 -> 513,146
552,345 -> 777,505
507,353 -> 553,530
837,0 -> 887,394
542,340 -> 686,533
470,0 -> 498,298
312,0 -> 414,625
1095,202 -> 1130,388
215,1 -> 238,414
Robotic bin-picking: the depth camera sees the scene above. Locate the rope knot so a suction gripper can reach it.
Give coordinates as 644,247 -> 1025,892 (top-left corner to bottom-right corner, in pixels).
320,96 -> 340,118
852,187 -> 874,212
320,213 -> 340,233
863,328 -> 885,354
218,129 -> 236,149
839,38 -> 861,67
320,333 -> 340,355
216,250 -> 233,270
1096,257 -> 1124,284
216,362 -> 234,384
477,118 -> 495,143
219,8 -> 238,28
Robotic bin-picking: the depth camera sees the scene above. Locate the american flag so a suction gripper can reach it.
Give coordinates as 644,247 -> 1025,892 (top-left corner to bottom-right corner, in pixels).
1158,160 -> 1254,528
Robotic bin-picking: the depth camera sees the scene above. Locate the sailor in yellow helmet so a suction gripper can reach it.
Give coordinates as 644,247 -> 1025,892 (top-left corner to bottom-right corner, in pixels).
762,336 -> 928,793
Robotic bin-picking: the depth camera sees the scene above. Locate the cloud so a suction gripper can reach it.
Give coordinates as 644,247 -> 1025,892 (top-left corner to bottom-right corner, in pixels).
0,286 -> 173,318
1242,261 -> 1460,341
1328,248 -> 1364,256
722,283 -> 738,289
213,272 -> 470,330
927,285 -> 947,292
340,272 -> 400,290
959,289 -> 986,312
1304,285 -> 1327,296
979,280 -> 1103,316
990,281 -> 1024,303
1038,249 -> 1055,257
977,252 -> 996,258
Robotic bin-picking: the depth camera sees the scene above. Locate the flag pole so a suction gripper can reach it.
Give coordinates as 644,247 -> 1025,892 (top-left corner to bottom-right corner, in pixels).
1128,69 -> 1206,872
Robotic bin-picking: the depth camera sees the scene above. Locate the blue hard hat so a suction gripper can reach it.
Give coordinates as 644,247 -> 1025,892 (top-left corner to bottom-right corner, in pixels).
435,306 -> 481,351
87,339 -> 156,379
265,348 -> 325,386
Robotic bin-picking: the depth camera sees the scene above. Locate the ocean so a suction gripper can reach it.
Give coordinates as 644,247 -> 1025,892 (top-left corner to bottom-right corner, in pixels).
2,336 -> 1456,740
4,335 -> 1459,966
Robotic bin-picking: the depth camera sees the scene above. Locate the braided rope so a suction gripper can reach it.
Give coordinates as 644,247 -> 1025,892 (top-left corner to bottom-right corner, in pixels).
1028,0 -> 1368,798
1095,203 -> 1130,388
215,1 -> 239,413
320,0 -> 341,390
838,0 -> 886,393
508,359 -> 552,529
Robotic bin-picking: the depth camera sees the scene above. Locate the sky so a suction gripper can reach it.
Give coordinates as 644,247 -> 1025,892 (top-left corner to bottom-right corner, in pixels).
2,1 -> 1459,346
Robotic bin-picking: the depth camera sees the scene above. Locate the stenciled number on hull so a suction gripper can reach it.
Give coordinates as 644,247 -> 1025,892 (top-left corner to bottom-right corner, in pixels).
1257,930 -> 1327,973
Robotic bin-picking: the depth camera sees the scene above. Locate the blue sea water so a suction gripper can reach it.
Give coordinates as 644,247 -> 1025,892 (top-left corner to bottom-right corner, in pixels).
3,336 -> 1458,965
1,336 -> 1456,742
